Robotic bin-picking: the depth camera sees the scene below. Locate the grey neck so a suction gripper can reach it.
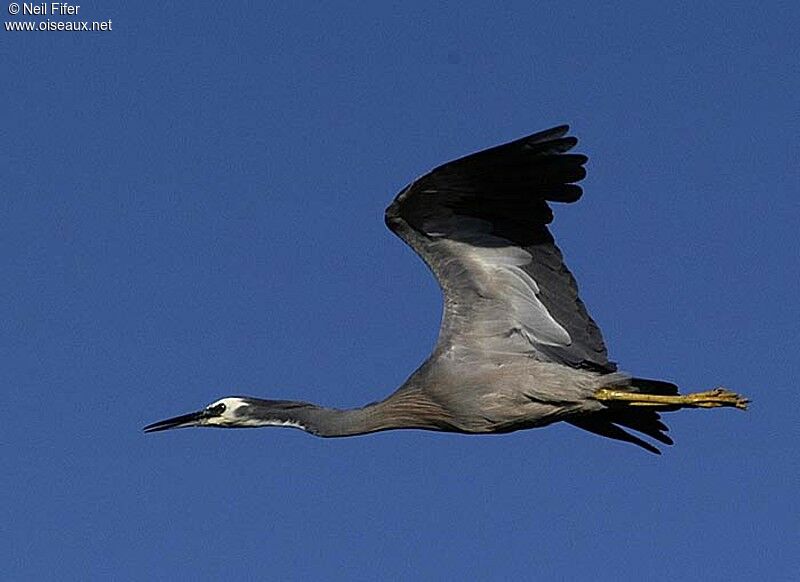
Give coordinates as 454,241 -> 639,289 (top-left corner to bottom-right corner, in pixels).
242,388 -> 454,437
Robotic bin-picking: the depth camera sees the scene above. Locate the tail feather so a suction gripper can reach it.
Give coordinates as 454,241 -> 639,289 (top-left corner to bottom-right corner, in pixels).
569,409 -> 672,455
630,377 -> 679,395
570,377 -> 678,454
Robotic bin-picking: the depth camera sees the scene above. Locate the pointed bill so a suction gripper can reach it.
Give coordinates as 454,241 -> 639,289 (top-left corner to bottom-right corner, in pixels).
143,410 -> 206,433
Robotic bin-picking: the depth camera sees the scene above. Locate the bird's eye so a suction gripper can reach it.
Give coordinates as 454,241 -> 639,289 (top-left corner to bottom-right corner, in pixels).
208,403 -> 226,415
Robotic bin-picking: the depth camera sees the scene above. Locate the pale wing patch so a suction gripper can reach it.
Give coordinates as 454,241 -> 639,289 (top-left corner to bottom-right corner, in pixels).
424,212 -> 571,349
423,213 -> 488,237
448,240 -> 571,347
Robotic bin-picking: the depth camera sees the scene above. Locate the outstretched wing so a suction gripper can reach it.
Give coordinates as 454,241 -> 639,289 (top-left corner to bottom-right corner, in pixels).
385,125 -> 613,371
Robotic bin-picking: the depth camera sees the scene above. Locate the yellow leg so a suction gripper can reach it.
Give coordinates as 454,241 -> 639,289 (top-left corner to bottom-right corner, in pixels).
594,387 -> 749,410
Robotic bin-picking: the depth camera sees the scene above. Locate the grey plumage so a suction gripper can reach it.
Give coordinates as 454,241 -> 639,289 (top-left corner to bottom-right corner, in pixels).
144,125 -> 748,453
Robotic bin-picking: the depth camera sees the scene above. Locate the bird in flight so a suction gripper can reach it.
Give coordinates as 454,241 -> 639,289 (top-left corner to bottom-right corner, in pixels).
144,125 -> 748,453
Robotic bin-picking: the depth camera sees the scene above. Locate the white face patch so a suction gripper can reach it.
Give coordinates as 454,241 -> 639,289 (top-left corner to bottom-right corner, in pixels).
203,397 -> 251,427
202,397 -> 308,431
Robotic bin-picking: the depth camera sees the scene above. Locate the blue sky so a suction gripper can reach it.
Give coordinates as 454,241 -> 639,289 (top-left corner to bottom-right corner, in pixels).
3,2 -> 799,580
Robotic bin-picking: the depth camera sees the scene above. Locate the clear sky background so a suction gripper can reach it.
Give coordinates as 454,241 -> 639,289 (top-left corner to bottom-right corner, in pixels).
3,2 -> 799,580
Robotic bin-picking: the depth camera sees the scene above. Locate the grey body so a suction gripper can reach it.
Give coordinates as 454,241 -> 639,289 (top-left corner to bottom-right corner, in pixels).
221,355 -> 618,438
145,126 -> 747,453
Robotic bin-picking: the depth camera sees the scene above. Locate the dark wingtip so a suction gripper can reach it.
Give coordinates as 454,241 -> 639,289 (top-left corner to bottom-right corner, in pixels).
535,124 -> 570,138
546,184 -> 584,203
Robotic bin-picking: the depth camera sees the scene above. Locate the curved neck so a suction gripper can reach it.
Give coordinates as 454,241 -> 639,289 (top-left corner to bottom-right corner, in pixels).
244,388 -> 454,437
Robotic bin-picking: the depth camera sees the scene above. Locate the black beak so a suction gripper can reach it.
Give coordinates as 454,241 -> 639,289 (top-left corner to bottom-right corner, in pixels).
143,410 -> 206,433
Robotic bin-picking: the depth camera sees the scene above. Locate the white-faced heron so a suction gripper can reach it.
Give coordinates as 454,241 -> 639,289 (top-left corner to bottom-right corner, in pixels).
144,125 -> 748,453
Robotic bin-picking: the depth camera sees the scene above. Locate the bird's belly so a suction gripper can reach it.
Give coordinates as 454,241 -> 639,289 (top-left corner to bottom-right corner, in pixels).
419,352 -> 601,433
432,386 -> 577,434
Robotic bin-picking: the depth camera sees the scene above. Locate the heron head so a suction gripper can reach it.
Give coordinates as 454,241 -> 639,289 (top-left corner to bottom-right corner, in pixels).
143,397 -> 252,432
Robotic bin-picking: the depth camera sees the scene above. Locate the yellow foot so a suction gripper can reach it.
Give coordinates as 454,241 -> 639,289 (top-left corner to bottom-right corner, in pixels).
594,387 -> 749,411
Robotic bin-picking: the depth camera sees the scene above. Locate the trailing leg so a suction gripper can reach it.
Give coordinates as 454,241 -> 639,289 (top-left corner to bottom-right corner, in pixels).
594,387 -> 749,410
